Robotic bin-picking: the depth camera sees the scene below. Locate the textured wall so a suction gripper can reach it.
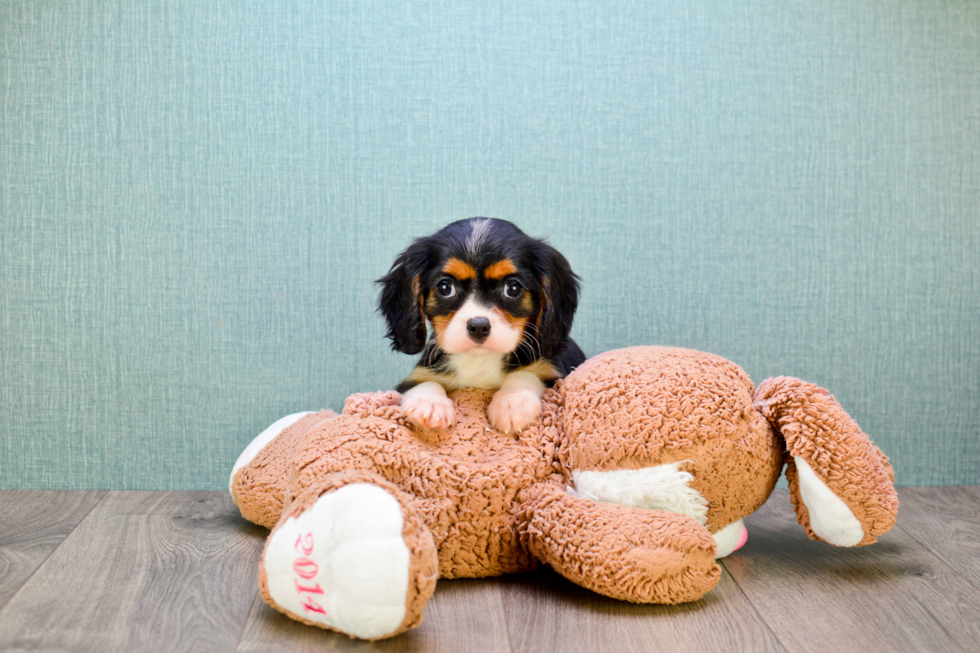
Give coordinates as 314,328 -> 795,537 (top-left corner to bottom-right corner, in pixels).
1,1 -> 977,489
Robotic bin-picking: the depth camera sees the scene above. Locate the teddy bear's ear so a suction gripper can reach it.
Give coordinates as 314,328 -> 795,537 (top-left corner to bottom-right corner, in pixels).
754,376 -> 898,547
377,239 -> 432,355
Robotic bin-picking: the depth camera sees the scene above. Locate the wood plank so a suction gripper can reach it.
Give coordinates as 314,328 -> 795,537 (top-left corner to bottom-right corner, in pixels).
895,486 -> 980,590
0,491 -> 267,653
0,490 -> 106,610
236,576 -> 512,653
1,487 -> 976,652
500,565 -> 784,653
724,489 -> 980,653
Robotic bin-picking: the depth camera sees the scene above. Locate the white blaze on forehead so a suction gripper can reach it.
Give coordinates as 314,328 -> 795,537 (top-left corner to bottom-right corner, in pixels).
466,218 -> 492,256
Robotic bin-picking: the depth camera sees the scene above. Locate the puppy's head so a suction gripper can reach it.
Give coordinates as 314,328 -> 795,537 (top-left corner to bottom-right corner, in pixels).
377,218 -> 579,359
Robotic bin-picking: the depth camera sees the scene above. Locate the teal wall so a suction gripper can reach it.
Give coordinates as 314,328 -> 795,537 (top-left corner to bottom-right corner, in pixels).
1,1 -> 977,490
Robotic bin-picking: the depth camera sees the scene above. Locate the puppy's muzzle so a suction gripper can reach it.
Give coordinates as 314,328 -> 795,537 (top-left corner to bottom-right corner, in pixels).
466,317 -> 491,344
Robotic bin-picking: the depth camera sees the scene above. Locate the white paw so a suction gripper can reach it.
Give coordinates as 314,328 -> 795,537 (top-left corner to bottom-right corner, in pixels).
263,484 -> 411,640
402,392 -> 455,430
487,388 -> 542,434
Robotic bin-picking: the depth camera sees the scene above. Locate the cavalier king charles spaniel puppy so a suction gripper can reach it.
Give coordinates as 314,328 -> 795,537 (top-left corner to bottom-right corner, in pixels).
378,218 -> 585,434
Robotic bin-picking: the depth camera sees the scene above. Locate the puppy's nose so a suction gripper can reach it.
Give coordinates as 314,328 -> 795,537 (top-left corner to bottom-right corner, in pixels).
466,317 -> 491,343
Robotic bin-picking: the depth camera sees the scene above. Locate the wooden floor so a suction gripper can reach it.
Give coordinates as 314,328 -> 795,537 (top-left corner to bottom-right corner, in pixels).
0,488 -> 977,653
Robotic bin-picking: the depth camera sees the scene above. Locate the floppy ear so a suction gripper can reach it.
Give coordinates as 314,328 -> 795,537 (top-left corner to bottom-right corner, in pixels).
377,240 -> 430,355
534,242 -> 580,360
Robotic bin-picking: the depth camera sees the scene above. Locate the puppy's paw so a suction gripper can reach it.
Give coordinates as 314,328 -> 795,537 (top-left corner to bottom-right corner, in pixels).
401,392 -> 455,430
487,388 -> 542,435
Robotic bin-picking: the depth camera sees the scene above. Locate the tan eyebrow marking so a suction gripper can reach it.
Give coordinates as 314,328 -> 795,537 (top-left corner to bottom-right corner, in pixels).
484,258 -> 517,280
430,312 -> 454,339
442,258 -> 476,280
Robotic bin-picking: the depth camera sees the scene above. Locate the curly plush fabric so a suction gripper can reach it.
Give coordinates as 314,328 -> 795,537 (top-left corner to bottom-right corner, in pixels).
231,346 -> 899,640
232,409 -> 338,528
259,470 -> 439,639
558,347 -> 783,532
754,376 -> 898,545
285,389 -> 561,578
518,483 -> 721,603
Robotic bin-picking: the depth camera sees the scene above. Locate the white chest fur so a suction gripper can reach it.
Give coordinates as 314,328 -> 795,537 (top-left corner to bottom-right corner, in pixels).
446,352 -> 506,389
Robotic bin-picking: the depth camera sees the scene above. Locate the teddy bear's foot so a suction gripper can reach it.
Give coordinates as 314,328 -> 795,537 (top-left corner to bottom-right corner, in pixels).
230,409 -> 338,529
230,412 -> 314,493
712,519 -> 748,558
259,473 -> 438,640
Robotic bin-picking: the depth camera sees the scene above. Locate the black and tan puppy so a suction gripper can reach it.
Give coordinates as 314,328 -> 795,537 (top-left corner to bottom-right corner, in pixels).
378,218 -> 585,434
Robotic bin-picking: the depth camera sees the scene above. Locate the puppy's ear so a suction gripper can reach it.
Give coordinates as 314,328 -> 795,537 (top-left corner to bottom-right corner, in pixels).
534,242 -> 580,359
377,240 -> 430,355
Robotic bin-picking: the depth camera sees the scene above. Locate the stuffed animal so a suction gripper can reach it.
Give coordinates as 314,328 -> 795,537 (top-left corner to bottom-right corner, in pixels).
230,346 -> 898,640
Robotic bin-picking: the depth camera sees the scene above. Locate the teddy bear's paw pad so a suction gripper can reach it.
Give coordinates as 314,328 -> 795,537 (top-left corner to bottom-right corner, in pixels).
263,483 -> 412,639
487,388 -> 543,434
713,519 -> 748,559
794,456 -> 865,547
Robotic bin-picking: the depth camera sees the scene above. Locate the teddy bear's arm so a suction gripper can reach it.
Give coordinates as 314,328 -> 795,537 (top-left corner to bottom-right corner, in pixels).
754,376 -> 899,547
517,483 -> 721,604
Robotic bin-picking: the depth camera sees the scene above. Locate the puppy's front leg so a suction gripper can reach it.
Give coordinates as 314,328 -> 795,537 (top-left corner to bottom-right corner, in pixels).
401,381 -> 456,430
487,371 -> 545,435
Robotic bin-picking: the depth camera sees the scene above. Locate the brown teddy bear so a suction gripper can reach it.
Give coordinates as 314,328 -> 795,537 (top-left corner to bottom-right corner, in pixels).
230,346 -> 898,640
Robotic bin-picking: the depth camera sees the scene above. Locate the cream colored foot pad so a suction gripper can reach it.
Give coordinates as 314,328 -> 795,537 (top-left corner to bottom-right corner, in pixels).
264,483 -> 411,639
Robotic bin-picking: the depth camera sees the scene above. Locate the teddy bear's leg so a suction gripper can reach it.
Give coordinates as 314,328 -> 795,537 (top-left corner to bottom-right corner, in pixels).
518,483 -> 721,604
259,470 -> 438,641
754,376 -> 899,547
230,409 -> 338,529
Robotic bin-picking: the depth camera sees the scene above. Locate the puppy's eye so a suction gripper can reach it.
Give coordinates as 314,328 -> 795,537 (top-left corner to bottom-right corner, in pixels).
503,279 -> 523,299
436,279 -> 456,298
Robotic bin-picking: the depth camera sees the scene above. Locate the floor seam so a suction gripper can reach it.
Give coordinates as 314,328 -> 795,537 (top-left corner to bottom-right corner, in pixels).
718,559 -> 791,653
892,521 -> 980,593
0,489 -> 110,623
496,582 -> 517,653
231,590 -> 263,652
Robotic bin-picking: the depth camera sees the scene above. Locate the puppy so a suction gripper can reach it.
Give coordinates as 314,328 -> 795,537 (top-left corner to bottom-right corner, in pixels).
378,218 -> 585,434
